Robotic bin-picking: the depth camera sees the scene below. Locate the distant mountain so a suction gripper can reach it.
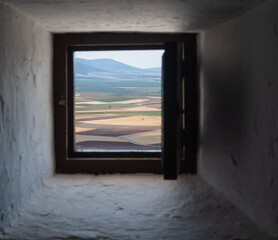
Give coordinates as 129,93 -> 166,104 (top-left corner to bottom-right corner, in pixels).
75,58 -> 161,75
75,58 -> 140,73
74,61 -> 110,75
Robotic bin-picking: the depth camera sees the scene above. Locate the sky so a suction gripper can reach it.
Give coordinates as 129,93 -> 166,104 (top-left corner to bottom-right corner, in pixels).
74,50 -> 164,69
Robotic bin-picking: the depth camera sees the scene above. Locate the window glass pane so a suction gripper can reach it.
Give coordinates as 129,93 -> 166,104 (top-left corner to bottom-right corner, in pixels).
73,50 -> 164,152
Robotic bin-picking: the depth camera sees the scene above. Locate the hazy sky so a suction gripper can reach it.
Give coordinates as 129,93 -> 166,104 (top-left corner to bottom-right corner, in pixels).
74,50 -> 164,69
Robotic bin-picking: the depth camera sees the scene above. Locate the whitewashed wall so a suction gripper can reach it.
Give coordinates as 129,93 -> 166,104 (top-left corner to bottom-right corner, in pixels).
0,3 -> 53,235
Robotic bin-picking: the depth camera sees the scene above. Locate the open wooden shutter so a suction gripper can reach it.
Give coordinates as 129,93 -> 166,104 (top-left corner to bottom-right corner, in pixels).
162,42 -> 183,180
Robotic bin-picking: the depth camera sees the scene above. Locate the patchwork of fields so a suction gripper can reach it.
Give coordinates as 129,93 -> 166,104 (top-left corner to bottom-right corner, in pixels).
74,92 -> 162,151
73,56 -> 163,151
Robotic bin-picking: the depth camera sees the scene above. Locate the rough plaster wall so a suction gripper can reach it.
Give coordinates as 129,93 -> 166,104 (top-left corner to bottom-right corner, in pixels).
0,2 -> 53,236
198,0 -> 278,236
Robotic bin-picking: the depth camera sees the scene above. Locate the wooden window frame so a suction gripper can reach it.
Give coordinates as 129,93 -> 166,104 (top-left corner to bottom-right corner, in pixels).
67,44 -> 163,159
53,33 -> 197,175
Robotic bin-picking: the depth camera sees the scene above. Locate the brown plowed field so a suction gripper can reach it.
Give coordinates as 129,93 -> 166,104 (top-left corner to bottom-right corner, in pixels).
76,127 -> 159,137
74,93 -> 162,151
76,141 -> 161,150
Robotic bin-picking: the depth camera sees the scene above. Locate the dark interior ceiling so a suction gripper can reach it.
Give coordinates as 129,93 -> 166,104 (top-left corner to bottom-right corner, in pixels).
1,0 -> 266,32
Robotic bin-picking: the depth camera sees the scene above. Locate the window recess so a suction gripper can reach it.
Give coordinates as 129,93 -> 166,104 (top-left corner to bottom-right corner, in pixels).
53,33 -> 197,178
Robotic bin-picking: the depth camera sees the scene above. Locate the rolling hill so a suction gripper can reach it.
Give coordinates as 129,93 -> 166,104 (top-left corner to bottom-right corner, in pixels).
74,58 -> 162,95
74,58 -> 162,76
74,61 -> 110,74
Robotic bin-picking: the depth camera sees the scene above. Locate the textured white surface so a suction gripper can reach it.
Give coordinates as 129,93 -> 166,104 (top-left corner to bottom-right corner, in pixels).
199,0 -> 278,237
0,0 -> 265,32
2,175 -> 273,240
0,2 -> 53,236
0,1 -> 277,239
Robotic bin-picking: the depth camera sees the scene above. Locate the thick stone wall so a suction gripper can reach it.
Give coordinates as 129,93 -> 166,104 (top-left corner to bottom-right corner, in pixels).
0,3 -> 53,235
198,0 -> 278,236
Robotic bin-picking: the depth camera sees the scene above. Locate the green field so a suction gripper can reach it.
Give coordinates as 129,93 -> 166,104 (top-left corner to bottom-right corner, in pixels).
77,111 -> 161,116
76,103 -> 134,109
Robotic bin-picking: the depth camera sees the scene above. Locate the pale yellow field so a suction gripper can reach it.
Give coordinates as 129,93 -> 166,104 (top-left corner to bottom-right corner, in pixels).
75,135 -> 125,143
122,129 -> 161,145
114,106 -> 157,112
82,116 -> 161,126
76,101 -> 107,105
76,99 -> 149,105
75,106 -> 158,114
75,127 -> 95,133
75,114 -> 117,120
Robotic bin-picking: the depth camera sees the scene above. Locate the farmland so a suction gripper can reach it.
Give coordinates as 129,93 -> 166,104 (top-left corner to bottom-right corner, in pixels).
74,58 -> 162,151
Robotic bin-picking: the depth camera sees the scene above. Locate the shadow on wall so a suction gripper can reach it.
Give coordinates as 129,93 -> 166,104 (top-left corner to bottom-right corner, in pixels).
200,58 -> 250,159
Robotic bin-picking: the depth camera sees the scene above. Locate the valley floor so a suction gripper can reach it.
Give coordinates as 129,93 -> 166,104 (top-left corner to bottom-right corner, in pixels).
75,94 -> 162,151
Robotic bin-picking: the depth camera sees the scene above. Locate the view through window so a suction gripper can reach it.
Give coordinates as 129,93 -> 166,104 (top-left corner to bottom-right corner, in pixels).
73,50 -> 164,152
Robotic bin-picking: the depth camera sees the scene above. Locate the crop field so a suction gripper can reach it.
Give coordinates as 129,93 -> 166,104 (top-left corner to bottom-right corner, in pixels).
73,55 -> 163,151
74,87 -> 162,151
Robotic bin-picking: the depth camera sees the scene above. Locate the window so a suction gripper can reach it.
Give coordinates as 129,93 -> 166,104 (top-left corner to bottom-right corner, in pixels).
71,49 -> 164,153
53,33 -> 197,179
